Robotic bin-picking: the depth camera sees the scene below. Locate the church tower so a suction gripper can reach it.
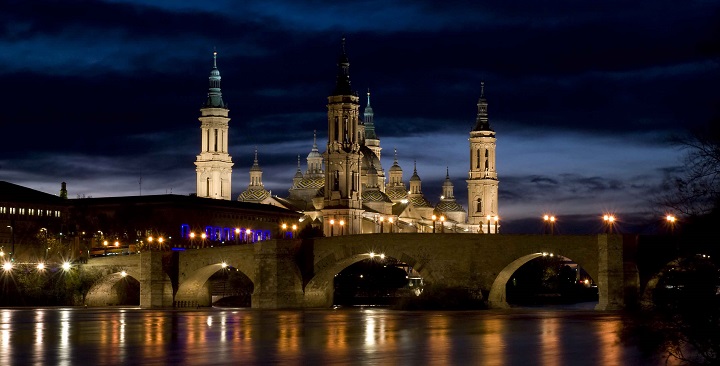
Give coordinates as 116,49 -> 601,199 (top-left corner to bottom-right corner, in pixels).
195,51 -> 233,200
466,82 -> 499,233
322,37 -> 364,236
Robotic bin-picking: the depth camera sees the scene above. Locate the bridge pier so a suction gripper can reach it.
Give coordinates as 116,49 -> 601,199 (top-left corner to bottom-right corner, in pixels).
595,234 -> 624,310
139,251 -> 174,308
251,240 -> 304,309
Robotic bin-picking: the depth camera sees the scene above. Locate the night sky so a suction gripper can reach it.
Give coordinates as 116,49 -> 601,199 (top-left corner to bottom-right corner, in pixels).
1,0 -> 718,233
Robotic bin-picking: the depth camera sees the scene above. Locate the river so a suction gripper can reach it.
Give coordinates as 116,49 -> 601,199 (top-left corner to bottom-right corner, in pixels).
0,307 -> 676,365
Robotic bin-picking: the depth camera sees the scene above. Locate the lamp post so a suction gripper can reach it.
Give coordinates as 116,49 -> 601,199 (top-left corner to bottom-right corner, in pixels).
431,215 -> 437,233
493,216 -> 499,234
603,215 -> 615,234
245,229 -> 251,244
6,225 -> 14,262
379,217 -> 384,233
235,228 -> 240,244
340,220 -> 345,236
282,223 -> 288,239
330,219 -> 335,237
486,215 -> 491,234
388,217 -> 394,233
666,215 -> 676,234
292,224 -> 297,239
543,215 -> 556,235
440,216 -> 446,233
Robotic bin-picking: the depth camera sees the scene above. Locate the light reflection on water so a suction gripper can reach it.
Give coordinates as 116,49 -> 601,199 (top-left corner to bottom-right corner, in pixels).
0,307 -> 674,365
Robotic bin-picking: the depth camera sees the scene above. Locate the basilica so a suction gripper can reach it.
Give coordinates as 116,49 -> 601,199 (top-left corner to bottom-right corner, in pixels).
194,40 -> 499,235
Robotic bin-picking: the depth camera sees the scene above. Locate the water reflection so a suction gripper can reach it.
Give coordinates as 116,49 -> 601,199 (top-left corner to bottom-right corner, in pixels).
0,308 -> 674,365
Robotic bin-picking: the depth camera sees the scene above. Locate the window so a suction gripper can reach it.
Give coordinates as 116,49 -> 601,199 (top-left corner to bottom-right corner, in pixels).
477,198 -> 482,213
476,149 -> 480,169
485,150 -> 489,170
19,208 -> 25,215
9,207 -> 15,215
214,129 -> 218,151
334,117 -> 339,141
0,207 -> 5,214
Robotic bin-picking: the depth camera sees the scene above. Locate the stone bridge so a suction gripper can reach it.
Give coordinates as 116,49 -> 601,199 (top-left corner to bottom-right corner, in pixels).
82,233 -> 637,310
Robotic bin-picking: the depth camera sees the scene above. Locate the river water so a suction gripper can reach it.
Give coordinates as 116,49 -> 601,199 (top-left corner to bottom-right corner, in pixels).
0,307 -> 675,365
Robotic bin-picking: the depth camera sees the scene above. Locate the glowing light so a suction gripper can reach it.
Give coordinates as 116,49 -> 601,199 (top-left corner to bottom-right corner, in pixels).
103,240 -> 108,246
37,263 -> 45,270
330,219 -> 335,225
148,236 -> 153,242
235,228 -> 240,234
0,250 -> 4,257
369,252 -> 375,258
339,220 -> 345,226
379,254 -> 386,259
3,262 -> 12,271
61,262 -> 71,271
431,215 -> 436,221
486,215 -> 491,220
221,262 -> 228,268
245,229 -> 251,234
158,237 -> 164,244
666,215 -> 676,223
190,232 -> 196,238
493,216 -> 499,222
121,271 -> 127,277
114,241 -> 119,247
282,223 -> 287,230
292,224 -> 297,230
201,233 -> 207,239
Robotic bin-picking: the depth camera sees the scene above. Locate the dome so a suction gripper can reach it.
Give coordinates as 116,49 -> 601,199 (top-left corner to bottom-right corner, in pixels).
436,200 -> 466,213
409,172 -> 421,182
389,162 -> 402,173
360,146 -> 382,172
294,170 -> 304,179
237,188 -> 270,202
386,186 -> 408,200
362,189 -> 392,203
297,176 -> 324,189
409,195 -> 432,208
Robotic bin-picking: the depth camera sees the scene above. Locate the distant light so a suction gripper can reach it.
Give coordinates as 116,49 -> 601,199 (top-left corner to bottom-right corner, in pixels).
666,215 -> 676,223
148,236 -> 153,242
62,262 -> 71,271
114,241 -> 119,247
440,195 -> 445,199
2,262 -> 12,271
190,232 -> 196,238
37,263 -> 45,270
158,237 -> 164,244
245,229 -> 251,234
201,233 -> 207,239
121,271 -> 127,277
221,262 -> 228,268
379,254 -> 386,259
103,240 -> 108,246
292,224 -> 297,230
339,220 -> 345,226
401,199 -> 408,204
235,228 -> 240,234
369,252 -> 375,258
359,274 -> 364,279
330,219 -> 335,225
282,223 -> 287,230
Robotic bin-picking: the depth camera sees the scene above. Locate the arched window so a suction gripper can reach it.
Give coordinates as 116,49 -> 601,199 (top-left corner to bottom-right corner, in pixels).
334,117 -> 339,141
206,177 -> 211,197
476,198 -> 482,213
485,149 -> 489,170
476,149 -> 480,169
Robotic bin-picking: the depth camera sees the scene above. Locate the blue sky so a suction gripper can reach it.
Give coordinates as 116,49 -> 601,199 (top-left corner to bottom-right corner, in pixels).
1,0 -> 718,233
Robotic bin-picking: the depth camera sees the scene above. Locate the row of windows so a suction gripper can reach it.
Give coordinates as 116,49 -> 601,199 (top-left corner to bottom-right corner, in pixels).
0,206 -> 61,218
180,224 -> 271,243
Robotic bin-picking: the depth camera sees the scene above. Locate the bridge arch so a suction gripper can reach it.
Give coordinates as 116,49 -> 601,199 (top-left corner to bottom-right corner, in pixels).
640,255 -> 716,309
487,252 -> 599,309
303,238 -> 429,307
175,262 -> 255,307
85,271 -> 141,306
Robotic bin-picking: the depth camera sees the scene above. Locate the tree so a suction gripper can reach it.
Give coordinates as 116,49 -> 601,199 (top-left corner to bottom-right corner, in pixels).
657,125 -> 720,217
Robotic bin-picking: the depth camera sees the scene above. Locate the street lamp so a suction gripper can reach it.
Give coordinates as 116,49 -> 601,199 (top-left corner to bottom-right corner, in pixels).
245,229 -> 251,244
339,220 -> 345,236
379,216 -> 384,233
603,215 -> 615,234
388,217 -> 394,233
440,216 -> 446,233
234,228 -> 240,244
486,215 -> 491,234
432,215 -> 437,233
493,216 -> 499,233
330,219 -> 335,236
543,215 -> 556,235
292,224 -> 297,239
282,223 -> 288,239
666,214 -> 677,234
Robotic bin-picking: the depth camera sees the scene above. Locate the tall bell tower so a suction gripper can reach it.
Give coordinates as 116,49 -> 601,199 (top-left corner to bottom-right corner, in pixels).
466,82 -> 499,233
322,37 -> 364,236
195,52 -> 233,200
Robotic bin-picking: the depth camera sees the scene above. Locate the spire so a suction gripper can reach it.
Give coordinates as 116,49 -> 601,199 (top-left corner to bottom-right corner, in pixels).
446,166 -> 450,179
472,81 -> 492,131
364,88 -> 377,139
204,51 -> 225,108
251,147 -> 261,171
410,160 -> 421,181
332,36 -> 353,96
294,154 -> 303,179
